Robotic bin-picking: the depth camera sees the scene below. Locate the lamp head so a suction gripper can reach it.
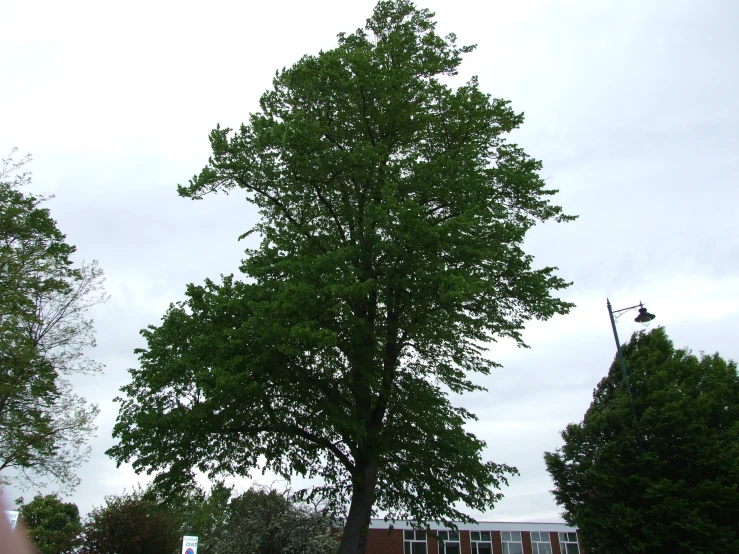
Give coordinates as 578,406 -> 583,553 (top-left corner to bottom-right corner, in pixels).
634,306 -> 656,327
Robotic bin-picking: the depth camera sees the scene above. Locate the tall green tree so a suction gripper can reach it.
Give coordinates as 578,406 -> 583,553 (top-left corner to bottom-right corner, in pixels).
545,327 -> 739,553
0,149 -> 106,491
108,2 -> 575,553
17,493 -> 82,554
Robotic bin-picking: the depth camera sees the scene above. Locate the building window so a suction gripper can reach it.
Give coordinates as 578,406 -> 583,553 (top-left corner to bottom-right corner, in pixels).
558,532 -> 580,554
405,530 -> 428,554
470,531 -> 492,554
501,531 -> 523,554
437,531 -> 460,554
530,532 -> 552,554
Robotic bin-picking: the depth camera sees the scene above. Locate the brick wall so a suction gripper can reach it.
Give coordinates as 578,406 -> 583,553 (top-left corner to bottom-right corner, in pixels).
366,527 -> 403,554
461,530 -> 471,554
428,534 -> 439,554
550,531 -> 561,554
522,531 -> 533,554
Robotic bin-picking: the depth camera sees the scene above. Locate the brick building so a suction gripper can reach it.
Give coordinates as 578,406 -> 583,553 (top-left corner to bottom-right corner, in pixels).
363,519 -> 582,554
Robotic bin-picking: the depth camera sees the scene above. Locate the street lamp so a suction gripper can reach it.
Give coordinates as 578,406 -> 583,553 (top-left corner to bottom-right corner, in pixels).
606,299 -> 656,417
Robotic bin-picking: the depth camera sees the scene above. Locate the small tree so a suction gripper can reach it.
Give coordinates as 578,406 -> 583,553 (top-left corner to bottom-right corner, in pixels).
0,149 -> 106,491
169,483 -> 232,554
17,493 -> 82,554
545,327 -> 739,553
140,481 -> 233,554
143,482 -> 335,554
215,488 -> 336,554
108,2 -> 575,553
80,489 -> 182,554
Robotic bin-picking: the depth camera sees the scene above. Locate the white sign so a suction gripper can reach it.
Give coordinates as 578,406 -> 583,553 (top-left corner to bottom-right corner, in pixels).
182,535 -> 198,554
5,510 -> 19,530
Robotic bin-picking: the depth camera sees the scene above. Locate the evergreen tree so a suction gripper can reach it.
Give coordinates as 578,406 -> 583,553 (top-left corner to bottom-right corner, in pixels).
545,327 -> 739,553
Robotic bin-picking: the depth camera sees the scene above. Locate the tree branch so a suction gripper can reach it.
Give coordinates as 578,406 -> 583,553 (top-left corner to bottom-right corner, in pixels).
232,174 -> 322,247
223,424 -> 354,472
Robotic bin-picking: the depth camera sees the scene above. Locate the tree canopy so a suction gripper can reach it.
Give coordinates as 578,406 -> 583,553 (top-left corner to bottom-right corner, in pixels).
545,327 -> 739,553
80,488 -> 182,554
108,2 -> 575,553
212,488 -> 336,554
161,482 -> 232,554
78,484 -> 336,554
17,493 -> 82,554
0,149 -> 106,491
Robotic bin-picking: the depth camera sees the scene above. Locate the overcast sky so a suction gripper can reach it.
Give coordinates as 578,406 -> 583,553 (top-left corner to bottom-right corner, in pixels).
2,0 -> 738,524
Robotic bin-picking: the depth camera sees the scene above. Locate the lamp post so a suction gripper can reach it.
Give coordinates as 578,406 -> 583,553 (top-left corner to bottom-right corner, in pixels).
606,299 -> 656,417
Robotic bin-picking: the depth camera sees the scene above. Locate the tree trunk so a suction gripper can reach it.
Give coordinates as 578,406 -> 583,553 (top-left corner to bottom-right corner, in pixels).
338,458 -> 379,554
